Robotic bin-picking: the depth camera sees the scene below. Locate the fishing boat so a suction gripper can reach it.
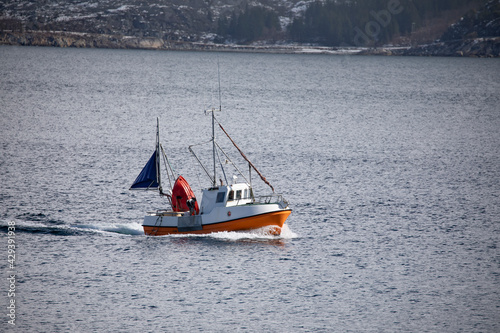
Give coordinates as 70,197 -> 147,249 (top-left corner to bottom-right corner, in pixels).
130,111 -> 291,236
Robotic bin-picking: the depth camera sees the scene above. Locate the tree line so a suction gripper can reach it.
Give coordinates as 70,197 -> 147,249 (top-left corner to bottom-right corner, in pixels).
217,6 -> 281,43
217,0 -> 486,46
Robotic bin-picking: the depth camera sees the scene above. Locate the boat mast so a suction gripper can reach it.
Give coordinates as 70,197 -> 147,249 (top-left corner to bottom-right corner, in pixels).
156,117 -> 162,193
212,110 -> 216,188
212,58 -> 222,188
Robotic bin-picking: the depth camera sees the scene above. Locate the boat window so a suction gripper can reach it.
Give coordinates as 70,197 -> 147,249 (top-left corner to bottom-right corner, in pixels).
236,190 -> 242,200
244,189 -> 248,198
228,190 -> 234,201
216,192 -> 225,203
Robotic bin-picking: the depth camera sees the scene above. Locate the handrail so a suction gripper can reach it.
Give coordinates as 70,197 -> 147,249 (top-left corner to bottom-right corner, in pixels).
254,193 -> 284,204
147,210 -> 183,217
226,193 -> 288,207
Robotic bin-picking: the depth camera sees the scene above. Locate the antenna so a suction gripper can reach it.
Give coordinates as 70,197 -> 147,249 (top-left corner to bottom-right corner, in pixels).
217,56 -> 222,112
203,57 -> 223,188
212,57 -> 223,187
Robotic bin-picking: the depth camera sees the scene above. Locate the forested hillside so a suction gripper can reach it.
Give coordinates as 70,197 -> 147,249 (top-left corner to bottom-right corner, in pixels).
216,6 -> 282,43
441,0 -> 500,40
1,0 -> 499,55
286,0 -> 489,46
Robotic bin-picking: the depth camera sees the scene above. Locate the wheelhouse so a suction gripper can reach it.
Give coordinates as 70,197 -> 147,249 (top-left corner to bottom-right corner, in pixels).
200,182 -> 254,214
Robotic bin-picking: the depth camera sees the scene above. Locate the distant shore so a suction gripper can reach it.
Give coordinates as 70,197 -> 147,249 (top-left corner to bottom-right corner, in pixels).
1,30 -> 499,58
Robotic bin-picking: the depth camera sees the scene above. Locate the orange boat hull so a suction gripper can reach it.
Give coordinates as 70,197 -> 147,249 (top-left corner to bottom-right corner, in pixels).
143,209 -> 291,236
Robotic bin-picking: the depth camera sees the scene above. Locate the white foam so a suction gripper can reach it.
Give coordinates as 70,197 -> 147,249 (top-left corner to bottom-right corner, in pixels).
72,222 -> 144,235
100,223 -> 144,235
165,224 -> 298,241
280,224 -> 299,239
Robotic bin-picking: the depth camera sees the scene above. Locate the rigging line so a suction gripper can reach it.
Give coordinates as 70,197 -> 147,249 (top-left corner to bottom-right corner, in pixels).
215,144 -> 228,185
159,144 -> 174,191
189,138 -> 213,148
217,56 -> 222,112
188,145 -> 214,184
195,170 -> 203,193
162,144 -> 176,177
216,119 -> 275,193
153,215 -> 162,236
214,141 -> 249,184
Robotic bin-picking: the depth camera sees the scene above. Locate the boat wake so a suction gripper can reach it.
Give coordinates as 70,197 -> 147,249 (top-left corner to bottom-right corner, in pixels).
1,218 -> 296,240
75,223 -> 145,235
1,218 -> 145,237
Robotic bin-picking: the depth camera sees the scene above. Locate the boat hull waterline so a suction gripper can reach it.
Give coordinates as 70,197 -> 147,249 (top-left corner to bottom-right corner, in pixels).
143,209 -> 292,236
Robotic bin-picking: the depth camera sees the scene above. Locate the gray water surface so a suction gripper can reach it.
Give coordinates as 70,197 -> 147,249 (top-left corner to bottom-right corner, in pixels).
1,46 -> 499,332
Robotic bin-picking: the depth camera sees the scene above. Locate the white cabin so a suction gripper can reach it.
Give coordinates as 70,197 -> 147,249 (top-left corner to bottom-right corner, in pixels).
200,183 -> 254,214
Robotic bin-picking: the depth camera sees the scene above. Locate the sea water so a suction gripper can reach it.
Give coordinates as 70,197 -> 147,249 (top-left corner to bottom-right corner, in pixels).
1,45 -> 499,332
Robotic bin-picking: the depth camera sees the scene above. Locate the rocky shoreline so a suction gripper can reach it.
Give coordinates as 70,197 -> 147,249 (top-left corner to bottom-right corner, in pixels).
362,37 -> 500,58
1,30 -> 499,58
